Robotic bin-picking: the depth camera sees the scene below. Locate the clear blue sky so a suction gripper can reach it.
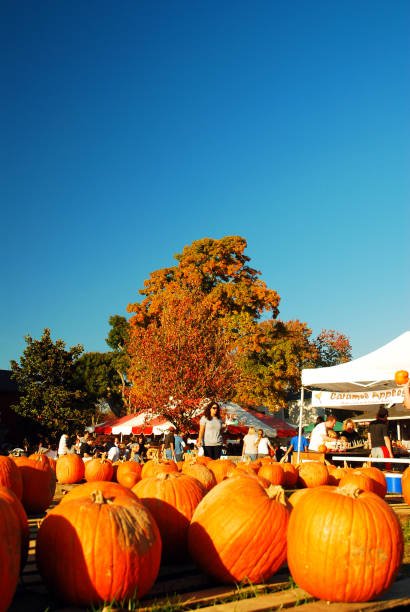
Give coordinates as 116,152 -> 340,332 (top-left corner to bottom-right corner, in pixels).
2,0 -> 409,369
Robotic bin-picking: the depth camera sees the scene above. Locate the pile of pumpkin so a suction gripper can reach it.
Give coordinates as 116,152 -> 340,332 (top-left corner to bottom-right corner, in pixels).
1,452 -> 409,611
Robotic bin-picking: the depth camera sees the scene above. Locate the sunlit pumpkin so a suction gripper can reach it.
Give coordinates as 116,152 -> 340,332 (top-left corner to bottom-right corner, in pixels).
56,454 -> 85,484
0,456 -> 23,500
258,462 -> 285,486
394,370 -> 409,385
60,480 -> 138,505
297,462 -> 328,488
401,466 -> 410,505
84,458 -> 114,482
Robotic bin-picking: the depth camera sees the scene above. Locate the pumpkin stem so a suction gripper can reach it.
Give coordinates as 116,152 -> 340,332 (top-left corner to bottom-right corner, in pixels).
158,472 -> 173,481
336,483 -> 362,498
266,485 -> 286,504
91,490 -> 112,505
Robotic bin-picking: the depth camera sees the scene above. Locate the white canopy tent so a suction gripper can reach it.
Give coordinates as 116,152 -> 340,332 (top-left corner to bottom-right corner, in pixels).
296,331 -> 410,460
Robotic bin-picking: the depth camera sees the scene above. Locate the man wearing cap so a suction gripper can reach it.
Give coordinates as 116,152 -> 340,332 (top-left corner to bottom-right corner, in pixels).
368,407 -> 393,459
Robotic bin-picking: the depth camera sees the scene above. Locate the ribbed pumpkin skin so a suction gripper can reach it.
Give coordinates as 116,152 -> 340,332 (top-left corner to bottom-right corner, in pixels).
258,463 -> 284,486
360,467 -> 387,498
133,472 -> 205,558
36,493 -> 161,606
60,480 -> 138,505
297,462 -> 328,488
188,478 -> 289,584
0,486 -> 29,570
402,467 -> 410,505
14,457 -> 56,514
29,453 -> 56,472
56,454 -> 85,484
182,463 -> 217,492
207,459 -> 236,483
0,497 -> 21,612
327,466 -> 349,486
287,487 -> 403,602
288,486 -> 336,509
85,458 -> 114,482
0,456 -> 23,500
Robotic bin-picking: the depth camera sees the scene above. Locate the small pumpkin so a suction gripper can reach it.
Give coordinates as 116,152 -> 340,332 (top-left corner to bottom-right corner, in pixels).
281,464 -> 298,488
36,490 -> 161,606
394,370 -> 409,385
0,497 -> 21,612
56,454 -> 85,484
258,462 -> 285,486
207,459 -> 236,483
360,467 -> 387,498
402,467 -> 410,505
338,470 -> 376,494
297,462 -> 329,488
0,456 -> 23,500
141,459 -> 178,480
189,478 -> 289,584
182,462 -> 217,492
29,453 -> 56,472
287,484 -> 403,602
317,444 -> 328,453
85,457 -> 114,482
117,461 -> 142,487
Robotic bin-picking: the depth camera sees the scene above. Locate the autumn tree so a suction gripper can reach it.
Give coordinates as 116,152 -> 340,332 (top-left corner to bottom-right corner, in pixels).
313,329 -> 352,367
10,329 -> 93,436
127,288 -> 241,431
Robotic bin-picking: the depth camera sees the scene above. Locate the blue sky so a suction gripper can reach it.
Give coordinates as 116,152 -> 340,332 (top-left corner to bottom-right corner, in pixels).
2,0 -> 409,369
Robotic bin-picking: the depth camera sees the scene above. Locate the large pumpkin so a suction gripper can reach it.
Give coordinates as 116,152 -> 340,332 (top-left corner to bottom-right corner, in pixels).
297,462 -> 328,488
60,480 -> 138,505
56,454 -> 85,484
287,484 -> 403,602
0,486 -> 29,569
401,466 -> 410,505
281,463 -> 298,488
85,458 -> 114,482
14,457 -> 56,514
133,472 -> 205,559
0,456 -> 23,500
36,491 -> 161,606
0,497 -> 21,612
188,478 -> 289,584
339,470 -> 376,494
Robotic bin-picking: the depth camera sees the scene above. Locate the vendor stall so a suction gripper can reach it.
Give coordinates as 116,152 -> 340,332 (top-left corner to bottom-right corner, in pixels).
297,331 -> 410,463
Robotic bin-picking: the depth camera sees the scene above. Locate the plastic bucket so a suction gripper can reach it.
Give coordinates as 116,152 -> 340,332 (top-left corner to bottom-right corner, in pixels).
385,472 -> 402,494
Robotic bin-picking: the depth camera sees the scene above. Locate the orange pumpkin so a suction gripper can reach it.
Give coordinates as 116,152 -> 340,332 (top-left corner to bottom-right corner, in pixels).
182,462 -> 217,492
29,453 -> 56,472
60,480 -> 138,505
228,470 -> 271,489
360,467 -> 387,498
117,461 -> 142,487
195,455 -> 212,466
400,466 -> 410,505
287,484 -> 403,602
288,485 -> 336,509
394,370 -> 409,385
297,462 -> 329,488
189,478 -> 289,584
281,464 -> 298,488
339,470 -> 376,494
0,486 -> 29,570
327,465 -> 349,486
317,444 -> 328,453
36,490 -> 161,606
85,458 -> 114,482
133,472 -> 205,559
258,462 -> 285,486
207,459 -> 236,483
141,459 -> 178,480
0,456 -> 23,500
56,454 -> 85,484
0,497 -> 21,612
14,457 -> 56,514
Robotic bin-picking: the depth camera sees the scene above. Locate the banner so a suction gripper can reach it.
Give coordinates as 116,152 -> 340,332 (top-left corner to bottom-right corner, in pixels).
311,387 -> 405,407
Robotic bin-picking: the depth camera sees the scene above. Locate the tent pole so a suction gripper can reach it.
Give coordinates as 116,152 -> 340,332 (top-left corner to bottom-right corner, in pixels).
297,386 -> 304,463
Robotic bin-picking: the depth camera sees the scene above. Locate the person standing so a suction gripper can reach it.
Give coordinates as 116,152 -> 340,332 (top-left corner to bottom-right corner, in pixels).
257,429 -> 274,458
308,414 -> 337,452
197,400 -> 224,460
162,428 -> 176,461
368,407 -> 393,464
242,427 -> 258,461
288,428 -> 309,460
173,429 -> 186,462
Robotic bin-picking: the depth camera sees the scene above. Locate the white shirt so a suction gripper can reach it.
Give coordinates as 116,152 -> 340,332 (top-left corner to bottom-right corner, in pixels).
108,446 -> 120,462
242,433 -> 258,455
257,437 -> 271,455
58,434 -> 69,457
308,422 -> 327,451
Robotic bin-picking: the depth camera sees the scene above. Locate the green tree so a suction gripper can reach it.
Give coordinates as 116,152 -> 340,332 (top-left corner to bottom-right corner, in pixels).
73,351 -> 124,417
10,329 -> 93,436
105,315 -> 132,412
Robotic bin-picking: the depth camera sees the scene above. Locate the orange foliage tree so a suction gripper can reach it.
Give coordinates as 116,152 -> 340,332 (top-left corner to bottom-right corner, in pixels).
126,288 -> 241,431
